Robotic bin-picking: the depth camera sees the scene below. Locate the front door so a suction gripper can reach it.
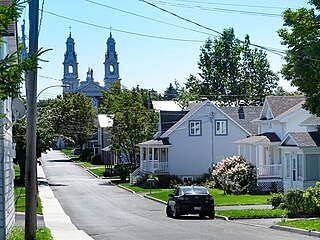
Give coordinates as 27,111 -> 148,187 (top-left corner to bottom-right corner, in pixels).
289,152 -> 302,189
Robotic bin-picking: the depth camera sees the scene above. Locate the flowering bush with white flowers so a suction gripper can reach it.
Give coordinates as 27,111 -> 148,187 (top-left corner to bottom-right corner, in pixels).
211,156 -> 257,195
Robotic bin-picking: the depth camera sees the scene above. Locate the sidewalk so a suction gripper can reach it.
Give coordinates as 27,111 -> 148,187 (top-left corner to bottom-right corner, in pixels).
38,159 -> 93,240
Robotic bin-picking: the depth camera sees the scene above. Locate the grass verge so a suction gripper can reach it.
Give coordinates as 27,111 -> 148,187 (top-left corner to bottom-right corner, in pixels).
90,168 -> 106,177
216,209 -> 287,219
148,188 -> 270,206
8,226 -> 52,240
15,187 -> 42,214
119,183 -> 170,193
277,218 -> 320,232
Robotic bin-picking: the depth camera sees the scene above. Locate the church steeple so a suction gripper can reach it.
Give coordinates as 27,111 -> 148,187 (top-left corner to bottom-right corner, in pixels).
62,31 -> 79,93
104,30 -> 120,90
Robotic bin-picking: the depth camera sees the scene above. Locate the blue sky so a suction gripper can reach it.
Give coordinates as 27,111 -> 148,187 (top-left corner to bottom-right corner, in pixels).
20,0 -> 308,99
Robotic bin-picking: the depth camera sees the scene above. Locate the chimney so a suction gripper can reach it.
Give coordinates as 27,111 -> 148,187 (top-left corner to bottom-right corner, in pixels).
238,100 -> 245,119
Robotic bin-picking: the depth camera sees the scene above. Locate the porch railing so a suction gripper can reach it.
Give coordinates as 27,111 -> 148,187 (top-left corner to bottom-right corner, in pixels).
258,164 -> 282,178
140,160 -> 168,173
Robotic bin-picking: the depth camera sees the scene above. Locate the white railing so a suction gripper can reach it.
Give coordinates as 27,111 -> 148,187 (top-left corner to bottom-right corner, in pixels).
130,167 -> 143,186
140,160 -> 169,173
258,164 -> 282,178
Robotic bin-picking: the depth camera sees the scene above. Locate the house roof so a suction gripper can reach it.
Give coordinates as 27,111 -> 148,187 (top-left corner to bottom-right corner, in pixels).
159,110 -> 189,136
265,96 -> 305,118
234,132 -> 281,145
281,132 -> 320,147
152,101 -> 182,111
97,114 -> 113,128
300,115 -> 320,126
220,106 -> 261,135
137,138 -> 171,147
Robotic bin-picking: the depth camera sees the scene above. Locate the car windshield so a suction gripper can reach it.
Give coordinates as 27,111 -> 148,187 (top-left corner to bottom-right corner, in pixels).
181,187 -> 208,195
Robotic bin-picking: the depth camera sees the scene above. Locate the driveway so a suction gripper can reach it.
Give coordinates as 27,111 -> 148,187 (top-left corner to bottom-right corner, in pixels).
41,150 -> 314,240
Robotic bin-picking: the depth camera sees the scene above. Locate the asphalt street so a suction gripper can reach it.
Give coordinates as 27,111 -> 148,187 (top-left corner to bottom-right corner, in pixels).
41,151 -> 315,240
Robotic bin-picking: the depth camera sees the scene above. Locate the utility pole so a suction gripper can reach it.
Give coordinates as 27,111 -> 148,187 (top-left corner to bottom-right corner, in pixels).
25,0 -> 39,239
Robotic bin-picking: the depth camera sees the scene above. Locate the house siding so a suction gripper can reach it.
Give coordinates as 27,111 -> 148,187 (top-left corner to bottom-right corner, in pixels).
168,102 -> 249,178
0,99 -> 15,239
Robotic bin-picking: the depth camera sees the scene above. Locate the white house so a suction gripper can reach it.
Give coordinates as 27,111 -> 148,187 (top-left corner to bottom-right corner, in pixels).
235,95 -> 320,192
131,100 -> 261,185
0,4 -> 17,237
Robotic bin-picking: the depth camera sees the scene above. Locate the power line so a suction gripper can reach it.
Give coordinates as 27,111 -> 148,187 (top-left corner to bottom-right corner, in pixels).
43,10 -> 205,43
167,0 -> 288,10
84,0 -> 218,37
149,0 -> 283,17
138,0 -> 285,56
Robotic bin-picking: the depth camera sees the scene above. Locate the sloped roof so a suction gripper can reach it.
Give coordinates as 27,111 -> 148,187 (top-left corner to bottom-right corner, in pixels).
159,110 -> 189,136
137,138 -> 171,147
301,115 -> 320,126
266,96 -> 305,118
152,101 -> 182,111
221,106 -> 261,135
234,132 -> 281,144
282,132 -> 320,147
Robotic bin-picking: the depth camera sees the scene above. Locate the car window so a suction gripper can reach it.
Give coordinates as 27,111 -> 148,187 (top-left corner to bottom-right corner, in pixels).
174,188 -> 180,196
181,187 -> 208,195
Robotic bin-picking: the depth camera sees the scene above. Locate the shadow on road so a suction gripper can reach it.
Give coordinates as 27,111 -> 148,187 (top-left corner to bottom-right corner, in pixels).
47,159 -> 72,163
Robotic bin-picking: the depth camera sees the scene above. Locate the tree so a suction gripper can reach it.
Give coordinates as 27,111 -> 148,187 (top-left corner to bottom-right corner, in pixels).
100,81 -> 158,165
48,93 -> 96,148
179,28 -> 278,107
163,82 -> 178,100
0,1 -> 42,100
278,0 -> 320,116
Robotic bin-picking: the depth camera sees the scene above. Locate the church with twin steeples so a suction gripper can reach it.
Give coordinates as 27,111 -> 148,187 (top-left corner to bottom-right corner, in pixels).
62,31 -> 120,107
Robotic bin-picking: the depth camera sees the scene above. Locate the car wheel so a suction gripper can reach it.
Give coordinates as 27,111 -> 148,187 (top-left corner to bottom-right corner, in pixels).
173,206 -> 180,219
166,206 -> 173,218
208,213 -> 215,219
199,213 -> 206,219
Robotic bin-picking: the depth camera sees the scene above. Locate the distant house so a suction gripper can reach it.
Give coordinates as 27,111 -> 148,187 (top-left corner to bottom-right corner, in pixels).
131,100 -> 260,185
0,1 -> 17,237
235,96 -> 320,192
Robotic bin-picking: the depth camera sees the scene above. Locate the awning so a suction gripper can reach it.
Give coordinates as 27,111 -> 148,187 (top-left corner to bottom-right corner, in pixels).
102,146 -> 112,151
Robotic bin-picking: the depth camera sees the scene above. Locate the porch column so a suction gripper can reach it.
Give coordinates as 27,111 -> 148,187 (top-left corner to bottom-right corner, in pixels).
140,147 -> 143,169
238,145 -> 240,155
249,145 -> 252,163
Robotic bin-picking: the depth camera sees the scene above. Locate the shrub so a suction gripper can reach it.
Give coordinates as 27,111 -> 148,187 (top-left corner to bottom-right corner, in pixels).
81,148 -> 93,162
155,175 -> 182,188
91,154 -> 102,165
211,155 -> 257,195
283,189 -> 307,216
268,192 -> 284,209
114,163 -> 130,182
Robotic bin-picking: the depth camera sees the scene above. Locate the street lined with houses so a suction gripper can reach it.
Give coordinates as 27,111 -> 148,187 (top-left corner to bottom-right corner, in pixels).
39,150 -> 315,240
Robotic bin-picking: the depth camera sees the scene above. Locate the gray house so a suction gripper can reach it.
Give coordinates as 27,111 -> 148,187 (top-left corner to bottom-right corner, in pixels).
131,100 -> 260,184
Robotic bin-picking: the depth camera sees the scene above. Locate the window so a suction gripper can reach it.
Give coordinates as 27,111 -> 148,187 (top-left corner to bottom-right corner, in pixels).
297,154 -> 303,180
215,120 -> 227,135
189,120 -> 201,136
68,65 -> 73,74
110,64 -> 114,74
182,176 -> 193,183
285,153 -> 290,179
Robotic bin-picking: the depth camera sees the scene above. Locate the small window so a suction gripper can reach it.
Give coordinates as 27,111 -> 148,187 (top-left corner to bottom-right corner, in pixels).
68,65 -> 73,74
110,64 -> 114,74
189,120 -> 201,136
182,176 -> 193,183
215,120 -> 227,135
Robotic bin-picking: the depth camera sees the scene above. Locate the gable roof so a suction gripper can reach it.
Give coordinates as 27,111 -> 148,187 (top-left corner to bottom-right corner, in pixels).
265,96 -> 305,119
281,132 -> 320,147
234,132 -> 281,145
220,106 -> 261,135
77,82 -> 105,97
301,115 -> 320,126
159,110 -> 189,136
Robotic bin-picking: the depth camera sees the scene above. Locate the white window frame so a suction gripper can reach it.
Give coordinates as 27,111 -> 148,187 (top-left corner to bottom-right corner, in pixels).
182,176 -> 193,183
189,120 -> 201,136
215,120 -> 228,135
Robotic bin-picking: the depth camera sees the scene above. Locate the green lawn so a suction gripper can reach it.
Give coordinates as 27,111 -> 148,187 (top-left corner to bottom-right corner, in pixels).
277,219 -> 320,232
216,209 -> 287,219
60,149 -> 80,159
8,226 -> 52,240
90,168 -> 106,177
148,188 -> 270,206
81,162 -> 105,168
119,183 -> 170,193
15,187 -> 42,214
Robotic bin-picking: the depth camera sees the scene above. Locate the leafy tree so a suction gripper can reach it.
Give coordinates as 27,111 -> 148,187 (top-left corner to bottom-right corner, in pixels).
0,1 -> 43,100
179,28 -> 278,107
48,93 -> 96,148
163,82 -> 178,100
272,86 -> 302,96
278,0 -> 320,116
101,81 -> 158,165
13,105 -> 56,185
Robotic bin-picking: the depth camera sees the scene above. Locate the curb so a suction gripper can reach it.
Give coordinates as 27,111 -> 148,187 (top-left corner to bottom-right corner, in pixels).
270,225 -> 320,237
